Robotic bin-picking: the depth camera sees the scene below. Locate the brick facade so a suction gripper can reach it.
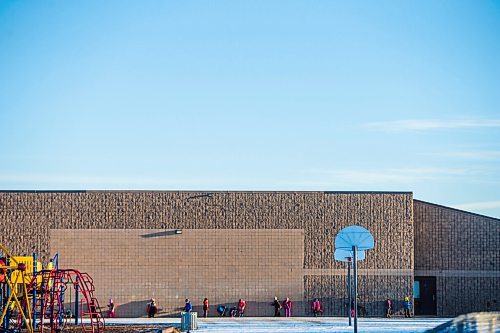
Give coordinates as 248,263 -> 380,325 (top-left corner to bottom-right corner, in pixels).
0,191 -> 414,317
3,191 -> 497,317
50,229 -> 305,316
414,200 -> 500,316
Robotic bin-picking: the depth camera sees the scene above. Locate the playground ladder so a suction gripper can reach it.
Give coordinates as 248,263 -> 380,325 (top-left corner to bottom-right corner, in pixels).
24,269 -> 105,333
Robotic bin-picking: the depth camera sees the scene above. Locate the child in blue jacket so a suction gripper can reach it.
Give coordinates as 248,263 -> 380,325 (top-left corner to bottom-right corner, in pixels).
184,299 -> 192,312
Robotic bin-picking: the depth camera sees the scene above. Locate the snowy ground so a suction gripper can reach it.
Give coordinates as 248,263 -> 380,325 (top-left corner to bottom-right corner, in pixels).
102,317 -> 450,333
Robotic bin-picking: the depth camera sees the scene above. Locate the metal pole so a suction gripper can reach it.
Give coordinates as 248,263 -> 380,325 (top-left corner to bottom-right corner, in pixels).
33,253 -> 37,328
75,277 -> 79,325
348,259 -> 352,326
40,263 -> 46,329
353,246 -> 358,333
69,283 -> 72,315
3,257 -> 10,330
59,284 -> 64,325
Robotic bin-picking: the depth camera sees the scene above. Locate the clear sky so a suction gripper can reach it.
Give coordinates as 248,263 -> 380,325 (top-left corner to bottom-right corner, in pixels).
1,1 -> 499,218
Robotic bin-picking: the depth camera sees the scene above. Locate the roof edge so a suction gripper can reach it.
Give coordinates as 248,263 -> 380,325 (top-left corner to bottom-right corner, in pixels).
414,199 -> 500,222
0,190 -> 87,193
324,191 -> 412,195
0,190 -> 413,194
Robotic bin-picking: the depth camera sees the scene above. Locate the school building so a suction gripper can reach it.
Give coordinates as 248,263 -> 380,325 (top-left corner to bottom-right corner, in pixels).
0,191 -> 498,317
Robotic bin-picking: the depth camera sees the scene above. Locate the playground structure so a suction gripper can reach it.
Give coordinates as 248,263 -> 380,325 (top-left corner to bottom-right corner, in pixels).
0,243 -> 105,333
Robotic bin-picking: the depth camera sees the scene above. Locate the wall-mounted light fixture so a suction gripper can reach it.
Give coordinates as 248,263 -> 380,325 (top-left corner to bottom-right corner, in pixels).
175,229 -> 183,235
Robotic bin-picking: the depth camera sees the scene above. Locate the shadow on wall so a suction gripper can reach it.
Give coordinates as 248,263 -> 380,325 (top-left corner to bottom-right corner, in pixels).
190,300 -> 382,317
116,300 -> 190,318
115,299 -> 152,317
114,300 -> 308,318
298,298 -> 394,317
140,231 -> 180,238
111,299 -> 395,318
299,297 -> 401,318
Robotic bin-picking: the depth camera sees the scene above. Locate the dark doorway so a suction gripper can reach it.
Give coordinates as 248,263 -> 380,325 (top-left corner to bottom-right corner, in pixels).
414,276 -> 437,315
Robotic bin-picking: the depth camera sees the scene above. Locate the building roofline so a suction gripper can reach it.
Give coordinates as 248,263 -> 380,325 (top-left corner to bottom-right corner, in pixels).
414,199 -> 500,222
324,191 -> 412,195
0,190 -> 87,193
0,190 -> 413,195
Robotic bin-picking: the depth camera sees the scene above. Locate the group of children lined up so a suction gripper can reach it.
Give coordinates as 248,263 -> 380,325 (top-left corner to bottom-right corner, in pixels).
144,297 -> 320,318
272,296 -> 322,317
145,298 -> 247,318
215,299 -> 247,318
118,296 -> 412,319
148,298 -> 209,318
384,296 -> 413,318
147,298 -> 197,318
208,297 -> 321,318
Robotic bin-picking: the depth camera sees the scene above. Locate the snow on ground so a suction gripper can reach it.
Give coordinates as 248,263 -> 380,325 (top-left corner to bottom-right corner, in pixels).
103,317 -> 450,333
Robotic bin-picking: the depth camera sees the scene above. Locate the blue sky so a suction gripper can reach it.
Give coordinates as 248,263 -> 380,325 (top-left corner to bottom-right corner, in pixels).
1,1 -> 499,218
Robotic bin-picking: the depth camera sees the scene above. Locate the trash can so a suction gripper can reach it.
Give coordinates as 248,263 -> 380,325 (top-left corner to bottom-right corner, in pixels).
181,311 -> 198,331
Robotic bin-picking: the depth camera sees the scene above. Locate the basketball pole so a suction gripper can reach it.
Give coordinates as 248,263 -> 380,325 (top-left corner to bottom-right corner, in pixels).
353,245 -> 358,333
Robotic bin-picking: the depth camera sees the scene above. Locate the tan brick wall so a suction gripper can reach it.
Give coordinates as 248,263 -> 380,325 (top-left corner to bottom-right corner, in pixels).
0,191 -> 414,317
305,274 -> 413,316
50,229 -> 304,316
414,200 -> 500,316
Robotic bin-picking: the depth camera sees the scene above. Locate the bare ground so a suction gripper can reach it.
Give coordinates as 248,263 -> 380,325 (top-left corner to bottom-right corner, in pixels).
61,325 -> 180,333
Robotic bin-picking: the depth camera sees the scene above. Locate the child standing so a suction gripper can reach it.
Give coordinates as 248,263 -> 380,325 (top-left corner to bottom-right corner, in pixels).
203,298 -> 209,318
311,298 -> 322,317
184,299 -> 193,312
237,299 -> 246,317
385,298 -> 392,318
272,296 -> 282,317
403,296 -> 412,318
147,299 -> 158,318
107,299 -> 116,318
283,297 -> 292,317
